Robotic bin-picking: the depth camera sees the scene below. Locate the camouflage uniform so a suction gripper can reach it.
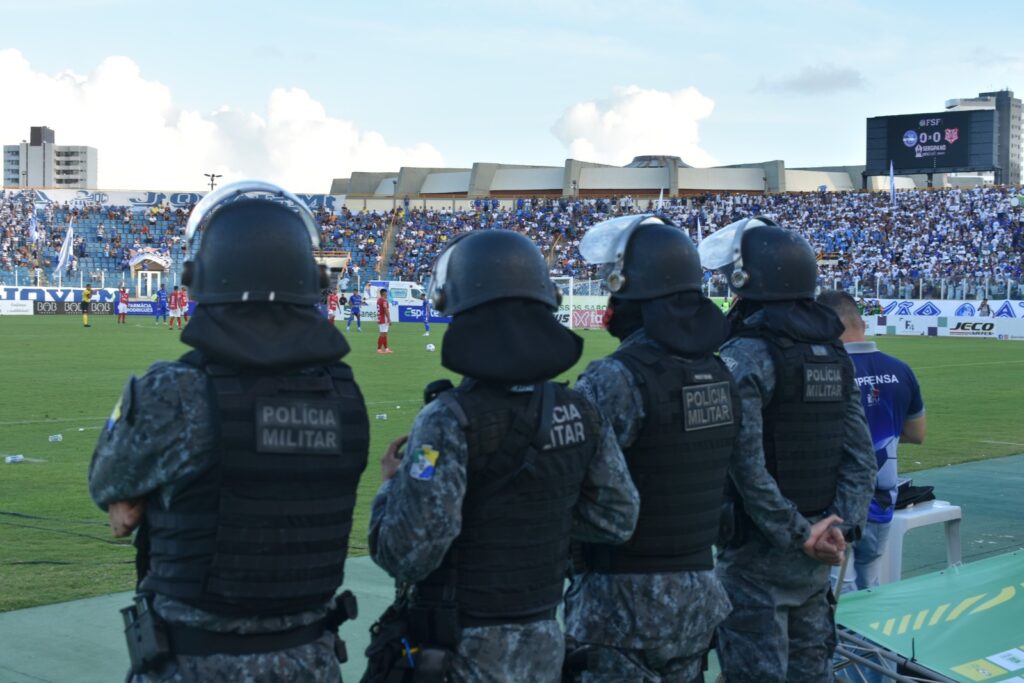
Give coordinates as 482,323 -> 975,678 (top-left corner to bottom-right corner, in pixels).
714,328 -> 875,683
89,362 -> 344,683
369,395 -> 640,683
566,330 -> 732,683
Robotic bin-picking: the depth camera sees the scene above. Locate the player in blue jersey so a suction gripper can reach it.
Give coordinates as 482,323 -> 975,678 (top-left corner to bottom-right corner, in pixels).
346,290 -> 362,332
153,283 -> 169,324
421,296 -> 431,336
818,291 -> 926,590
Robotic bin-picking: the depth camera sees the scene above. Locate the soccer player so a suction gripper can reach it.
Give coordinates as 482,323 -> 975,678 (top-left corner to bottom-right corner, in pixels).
117,286 -> 129,324
326,289 -> 340,324
168,285 -> 183,330
422,296 -> 431,336
82,283 -> 93,328
376,288 -> 392,353
154,284 -> 169,324
346,290 -> 362,332
180,286 -> 190,322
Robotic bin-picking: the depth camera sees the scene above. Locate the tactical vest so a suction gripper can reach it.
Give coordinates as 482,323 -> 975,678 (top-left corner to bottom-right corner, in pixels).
583,344 -> 738,574
140,351 -> 369,616
741,332 -> 851,515
414,381 -> 599,627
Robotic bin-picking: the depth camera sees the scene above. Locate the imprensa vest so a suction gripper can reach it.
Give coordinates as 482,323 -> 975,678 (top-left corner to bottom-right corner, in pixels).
140,350 -> 369,616
415,381 -> 600,626
583,343 -> 738,573
737,331 -> 852,515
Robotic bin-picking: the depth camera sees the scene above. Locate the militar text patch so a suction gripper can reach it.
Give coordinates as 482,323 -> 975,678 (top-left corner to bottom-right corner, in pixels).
682,382 -> 734,431
255,399 -> 343,454
803,364 -> 844,402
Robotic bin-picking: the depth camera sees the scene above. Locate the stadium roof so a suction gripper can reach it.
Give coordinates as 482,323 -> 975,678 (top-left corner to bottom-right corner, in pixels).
331,156 -> 954,199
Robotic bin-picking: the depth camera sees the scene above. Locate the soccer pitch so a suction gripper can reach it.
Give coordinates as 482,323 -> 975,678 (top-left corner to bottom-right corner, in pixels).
1,316 -> 1022,611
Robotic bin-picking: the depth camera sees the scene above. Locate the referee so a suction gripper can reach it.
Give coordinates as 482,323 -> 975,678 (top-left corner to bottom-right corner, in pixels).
82,283 -> 93,328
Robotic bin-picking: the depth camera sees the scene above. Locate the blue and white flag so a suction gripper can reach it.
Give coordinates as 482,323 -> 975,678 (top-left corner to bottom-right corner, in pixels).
889,160 -> 896,207
696,215 -> 703,243
28,213 -> 38,242
656,187 -> 664,211
54,220 -> 74,275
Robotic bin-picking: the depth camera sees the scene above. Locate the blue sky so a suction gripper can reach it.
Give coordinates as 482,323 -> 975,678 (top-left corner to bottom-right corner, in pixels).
1,0 -> 1021,190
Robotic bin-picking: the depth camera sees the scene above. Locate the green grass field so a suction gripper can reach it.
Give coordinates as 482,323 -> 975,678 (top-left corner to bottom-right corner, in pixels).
1,316 -> 1022,612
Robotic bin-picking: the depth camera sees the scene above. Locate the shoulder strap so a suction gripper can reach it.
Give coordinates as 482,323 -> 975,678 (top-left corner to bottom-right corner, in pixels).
438,391 -> 469,429
457,382 -> 554,505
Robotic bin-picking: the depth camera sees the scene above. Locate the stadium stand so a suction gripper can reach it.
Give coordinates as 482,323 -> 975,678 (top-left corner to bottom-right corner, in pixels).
3,187 -> 1022,299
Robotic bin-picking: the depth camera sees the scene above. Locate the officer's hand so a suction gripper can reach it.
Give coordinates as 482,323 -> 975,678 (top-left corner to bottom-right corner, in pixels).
108,499 -> 146,537
381,435 -> 409,481
811,527 -> 846,566
802,514 -> 846,566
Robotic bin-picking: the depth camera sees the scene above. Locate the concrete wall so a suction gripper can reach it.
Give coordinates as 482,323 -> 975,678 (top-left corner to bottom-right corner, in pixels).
373,177 -> 399,196
784,169 -> 856,192
580,166 -> 668,191
677,167 -> 765,191
491,167 -> 563,191
395,167 -> 470,197
563,159 -> 616,196
348,172 -> 398,196
420,170 -> 471,194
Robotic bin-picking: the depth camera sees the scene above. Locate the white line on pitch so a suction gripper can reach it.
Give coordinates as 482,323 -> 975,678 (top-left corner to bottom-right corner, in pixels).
979,440 -> 1024,447
915,360 -> 1024,371
0,416 -> 107,426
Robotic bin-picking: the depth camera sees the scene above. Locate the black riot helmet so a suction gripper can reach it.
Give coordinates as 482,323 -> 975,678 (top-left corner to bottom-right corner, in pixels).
182,180 -> 328,305
427,230 -> 561,316
698,216 -> 818,301
579,214 -> 701,300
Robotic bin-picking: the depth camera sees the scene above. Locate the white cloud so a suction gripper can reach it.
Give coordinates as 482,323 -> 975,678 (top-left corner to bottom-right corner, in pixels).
551,85 -> 718,167
0,49 -> 444,192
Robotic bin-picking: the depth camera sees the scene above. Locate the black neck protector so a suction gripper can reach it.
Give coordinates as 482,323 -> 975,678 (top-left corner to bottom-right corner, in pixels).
442,299 -> 583,384
181,303 -> 350,369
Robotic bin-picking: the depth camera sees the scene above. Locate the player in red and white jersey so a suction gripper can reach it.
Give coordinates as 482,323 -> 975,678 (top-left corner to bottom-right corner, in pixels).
168,286 -> 183,330
117,286 -> 129,325
327,290 -> 340,324
180,286 -> 190,322
376,288 -> 392,354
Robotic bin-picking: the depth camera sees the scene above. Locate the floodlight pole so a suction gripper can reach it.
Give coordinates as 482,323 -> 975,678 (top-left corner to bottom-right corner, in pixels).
204,173 -> 223,192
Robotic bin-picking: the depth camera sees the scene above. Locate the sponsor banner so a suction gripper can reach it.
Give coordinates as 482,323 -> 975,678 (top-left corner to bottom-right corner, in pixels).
126,301 -> 197,316
874,299 -> 1024,319
0,300 -> 34,315
1,286 -> 121,303
2,188 -> 344,212
867,315 -> 1024,341
34,300 -> 114,315
558,295 -> 608,329
572,308 -> 606,329
397,305 -> 451,324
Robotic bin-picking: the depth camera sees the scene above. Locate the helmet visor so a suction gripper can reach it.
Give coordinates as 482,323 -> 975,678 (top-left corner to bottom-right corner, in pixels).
426,242 -> 457,309
185,180 -> 320,248
698,217 -> 771,270
579,214 -> 665,265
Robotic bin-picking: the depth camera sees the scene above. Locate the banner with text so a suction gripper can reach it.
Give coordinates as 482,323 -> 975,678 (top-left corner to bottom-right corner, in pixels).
867,315 -> 1024,341
2,188 -> 345,213
874,299 -> 1024,318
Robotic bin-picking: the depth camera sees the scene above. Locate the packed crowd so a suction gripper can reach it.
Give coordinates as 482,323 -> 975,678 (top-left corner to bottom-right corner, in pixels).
384,187 -> 1024,299
4,186 -> 1023,299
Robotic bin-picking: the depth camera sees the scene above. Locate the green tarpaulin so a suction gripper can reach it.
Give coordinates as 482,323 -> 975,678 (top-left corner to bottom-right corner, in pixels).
837,551 -> 1024,682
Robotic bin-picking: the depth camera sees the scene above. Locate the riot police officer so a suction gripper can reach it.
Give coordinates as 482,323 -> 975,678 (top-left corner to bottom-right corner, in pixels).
699,217 -> 875,683
366,229 -> 639,682
565,215 -> 738,682
89,181 -> 369,682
